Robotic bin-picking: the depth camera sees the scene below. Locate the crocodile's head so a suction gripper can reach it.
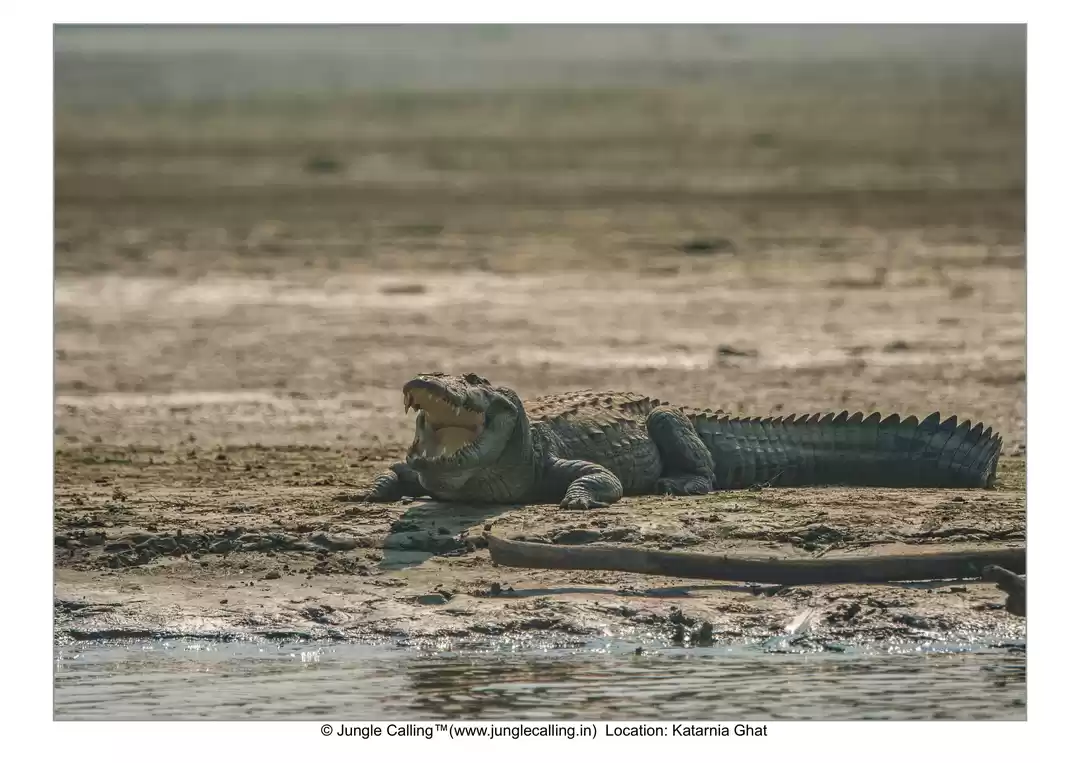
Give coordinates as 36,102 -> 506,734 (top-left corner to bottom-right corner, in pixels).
402,372 -> 530,494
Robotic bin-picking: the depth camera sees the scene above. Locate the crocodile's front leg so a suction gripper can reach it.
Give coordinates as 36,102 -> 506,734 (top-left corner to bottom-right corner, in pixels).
543,458 -> 624,509
345,462 -> 429,503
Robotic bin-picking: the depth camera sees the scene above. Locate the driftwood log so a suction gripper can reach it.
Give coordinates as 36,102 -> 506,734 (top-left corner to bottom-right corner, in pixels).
485,533 -> 1025,586
982,564 -> 1026,616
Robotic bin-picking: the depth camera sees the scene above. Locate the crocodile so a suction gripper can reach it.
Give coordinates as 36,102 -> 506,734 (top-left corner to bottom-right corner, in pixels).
357,372 -> 1003,509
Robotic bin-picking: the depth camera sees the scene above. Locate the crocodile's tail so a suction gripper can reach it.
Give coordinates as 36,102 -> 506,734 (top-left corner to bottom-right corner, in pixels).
693,411 -> 1003,489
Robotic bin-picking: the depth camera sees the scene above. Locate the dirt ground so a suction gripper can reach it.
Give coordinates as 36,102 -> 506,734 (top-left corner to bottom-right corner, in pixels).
53,28 -> 1026,648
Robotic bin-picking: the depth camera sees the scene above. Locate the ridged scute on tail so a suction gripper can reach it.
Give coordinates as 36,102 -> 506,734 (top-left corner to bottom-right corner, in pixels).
694,410 -> 1003,489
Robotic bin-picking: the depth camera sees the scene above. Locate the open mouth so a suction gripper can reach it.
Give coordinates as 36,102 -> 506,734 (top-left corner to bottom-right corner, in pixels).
404,386 -> 485,460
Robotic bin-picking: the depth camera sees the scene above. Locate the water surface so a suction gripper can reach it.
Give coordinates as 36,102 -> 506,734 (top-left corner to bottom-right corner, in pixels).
54,639 -> 1025,721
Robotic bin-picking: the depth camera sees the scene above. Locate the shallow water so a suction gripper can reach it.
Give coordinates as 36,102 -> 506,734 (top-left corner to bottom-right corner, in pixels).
54,638 -> 1025,721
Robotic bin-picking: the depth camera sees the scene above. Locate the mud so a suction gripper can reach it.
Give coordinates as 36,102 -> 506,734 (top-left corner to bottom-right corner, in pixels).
53,422 -> 1026,647
54,28 -> 1025,650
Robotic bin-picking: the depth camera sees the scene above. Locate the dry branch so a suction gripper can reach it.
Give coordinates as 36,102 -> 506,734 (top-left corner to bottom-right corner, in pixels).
486,533 -> 1025,586
982,564 -> 1026,616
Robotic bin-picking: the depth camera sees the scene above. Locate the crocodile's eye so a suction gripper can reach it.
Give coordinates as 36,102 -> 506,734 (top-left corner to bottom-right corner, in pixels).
464,373 -> 488,385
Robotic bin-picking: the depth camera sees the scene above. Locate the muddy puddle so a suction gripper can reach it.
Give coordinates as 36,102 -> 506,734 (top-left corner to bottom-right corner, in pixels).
54,637 -> 1025,721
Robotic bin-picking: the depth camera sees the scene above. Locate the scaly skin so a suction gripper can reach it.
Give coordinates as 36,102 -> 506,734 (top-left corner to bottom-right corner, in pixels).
356,373 -> 1003,509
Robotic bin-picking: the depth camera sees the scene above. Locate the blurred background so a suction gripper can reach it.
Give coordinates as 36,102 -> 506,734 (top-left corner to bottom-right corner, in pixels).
53,25 -> 1026,462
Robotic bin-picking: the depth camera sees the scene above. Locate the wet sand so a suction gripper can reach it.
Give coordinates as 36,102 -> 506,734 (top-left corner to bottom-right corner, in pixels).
52,260 -> 1026,646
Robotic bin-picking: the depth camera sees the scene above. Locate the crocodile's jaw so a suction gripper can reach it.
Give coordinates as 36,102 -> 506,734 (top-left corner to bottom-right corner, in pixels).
406,392 -> 485,463
400,373 -> 529,496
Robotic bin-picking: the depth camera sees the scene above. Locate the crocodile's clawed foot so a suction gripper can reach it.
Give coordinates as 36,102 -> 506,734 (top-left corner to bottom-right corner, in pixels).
337,473 -> 402,504
559,495 -> 610,510
332,492 -> 370,503
657,475 -> 714,496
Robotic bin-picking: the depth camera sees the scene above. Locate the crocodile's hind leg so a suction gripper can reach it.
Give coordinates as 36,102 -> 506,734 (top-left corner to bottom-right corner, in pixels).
646,406 -> 716,495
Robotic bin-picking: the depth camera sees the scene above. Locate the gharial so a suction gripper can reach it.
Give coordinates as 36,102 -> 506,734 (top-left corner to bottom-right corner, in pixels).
353,372 -> 1003,509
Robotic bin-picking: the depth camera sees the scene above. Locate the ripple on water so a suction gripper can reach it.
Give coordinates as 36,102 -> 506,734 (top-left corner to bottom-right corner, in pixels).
53,639 -> 1026,721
